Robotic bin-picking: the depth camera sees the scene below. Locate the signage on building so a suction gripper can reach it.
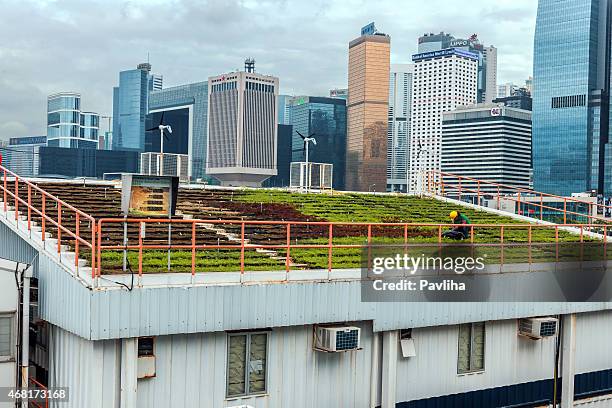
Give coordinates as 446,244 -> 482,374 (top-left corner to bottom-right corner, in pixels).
121,174 -> 179,217
9,136 -> 47,146
449,39 -> 470,47
490,107 -> 502,116
412,48 -> 478,62
361,22 -> 377,36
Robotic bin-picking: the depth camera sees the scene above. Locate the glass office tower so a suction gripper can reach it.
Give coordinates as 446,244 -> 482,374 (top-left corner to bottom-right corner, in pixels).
112,63 -> 163,151
47,93 -> 99,149
289,96 -> 347,190
533,0 -> 611,195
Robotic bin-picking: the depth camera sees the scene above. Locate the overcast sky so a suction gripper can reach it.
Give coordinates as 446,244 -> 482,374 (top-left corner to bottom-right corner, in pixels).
0,0 -> 537,141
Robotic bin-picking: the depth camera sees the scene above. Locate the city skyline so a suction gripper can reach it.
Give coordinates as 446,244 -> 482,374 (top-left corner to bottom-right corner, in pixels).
0,0 -> 537,141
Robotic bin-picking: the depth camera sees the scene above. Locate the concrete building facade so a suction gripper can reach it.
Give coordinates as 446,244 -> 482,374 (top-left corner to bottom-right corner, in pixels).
387,64 -> 413,193
206,70 -> 278,186
409,48 -> 478,192
441,104 -> 532,194
346,29 -> 390,192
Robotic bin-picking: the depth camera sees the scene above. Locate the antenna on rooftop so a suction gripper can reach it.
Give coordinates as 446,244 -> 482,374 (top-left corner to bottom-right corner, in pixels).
245,58 -> 255,73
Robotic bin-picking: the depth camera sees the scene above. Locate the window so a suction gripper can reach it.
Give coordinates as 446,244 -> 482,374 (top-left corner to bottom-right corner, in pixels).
457,322 -> 485,374
138,337 -> 154,357
0,315 -> 14,359
227,332 -> 268,397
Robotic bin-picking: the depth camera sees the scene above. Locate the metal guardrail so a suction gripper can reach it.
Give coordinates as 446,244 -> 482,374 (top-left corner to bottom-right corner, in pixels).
0,165 -> 96,276
426,171 -> 612,225
1,164 -> 609,278
28,377 -> 49,408
95,218 -> 607,276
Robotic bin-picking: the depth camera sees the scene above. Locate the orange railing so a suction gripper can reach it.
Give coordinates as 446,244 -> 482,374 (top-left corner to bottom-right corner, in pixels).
28,377 -> 49,408
0,165 -> 96,276
426,171 -> 612,225
94,218 -> 608,277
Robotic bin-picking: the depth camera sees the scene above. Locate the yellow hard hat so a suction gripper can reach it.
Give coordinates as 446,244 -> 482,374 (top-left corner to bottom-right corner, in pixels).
449,211 -> 458,219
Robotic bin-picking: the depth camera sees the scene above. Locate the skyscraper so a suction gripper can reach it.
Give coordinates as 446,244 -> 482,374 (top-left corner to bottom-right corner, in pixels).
288,96 -> 347,190
387,64 -> 413,193
417,32 -> 497,104
346,23 -> 390,192
206,63 -> 278,186
533,0 -> 612,195
147,81 -> 209,181
47,93 -> 99,149
409,48 -> 478,192
112,63 -> 162,152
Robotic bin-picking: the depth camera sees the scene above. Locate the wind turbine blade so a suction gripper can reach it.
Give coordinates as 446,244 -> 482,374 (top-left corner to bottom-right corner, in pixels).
159,111 -> 165,126
312,139 -> 317,145
296,131 -> 306,140
146,127 -> 158,132
309,133 -> 316,138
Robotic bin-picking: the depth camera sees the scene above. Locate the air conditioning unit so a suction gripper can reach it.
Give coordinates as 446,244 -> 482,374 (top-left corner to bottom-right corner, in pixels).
519,317 -> 559,340
315,326 -> 361,352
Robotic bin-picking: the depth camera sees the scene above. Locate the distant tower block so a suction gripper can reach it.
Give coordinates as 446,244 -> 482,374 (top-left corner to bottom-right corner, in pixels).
206,65 -> 279,187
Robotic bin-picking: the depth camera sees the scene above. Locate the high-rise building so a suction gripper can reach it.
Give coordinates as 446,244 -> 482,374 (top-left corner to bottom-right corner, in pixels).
38,147 -> 139,178
524,76 -> 533,95
418,32 -> 497,104
498,83 -> 518,99
277,95 -> 292,125
47,93 -> 99,149
494,88 -> 533,111
112,63 -> 162,152
387,64 -> 414,193
0,136 -> 46,177
288,96 -> 347,190
206,63 -> 278,187
263,124 -> 293,187
147,81 -> 210,181
346,23 -> 390,192
409,48 -> 478,192
533,0 -> 612,195
441,104 -> 532,193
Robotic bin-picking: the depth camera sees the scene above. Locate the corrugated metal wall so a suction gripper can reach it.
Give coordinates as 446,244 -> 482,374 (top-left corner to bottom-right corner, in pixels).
136,322 -> 373,408
48,325 -> 119,408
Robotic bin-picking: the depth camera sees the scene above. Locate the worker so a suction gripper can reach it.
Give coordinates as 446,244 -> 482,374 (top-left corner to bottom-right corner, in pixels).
442,210 -> 471,240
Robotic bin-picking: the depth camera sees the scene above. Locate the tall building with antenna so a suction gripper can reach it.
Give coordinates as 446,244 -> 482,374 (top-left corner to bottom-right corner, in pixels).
345,23 -> 390,192
206,59 -> 279,186
112,62 -> 163,152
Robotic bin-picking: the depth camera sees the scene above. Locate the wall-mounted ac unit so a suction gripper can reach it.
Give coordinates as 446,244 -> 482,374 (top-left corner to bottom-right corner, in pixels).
315,326 -> 361,352
518,317 -> 558,339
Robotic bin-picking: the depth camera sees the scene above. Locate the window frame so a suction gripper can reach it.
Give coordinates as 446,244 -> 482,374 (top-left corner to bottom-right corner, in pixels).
457,322 -> 486,375
0,314 -> 15,362
226,331 -> 269,399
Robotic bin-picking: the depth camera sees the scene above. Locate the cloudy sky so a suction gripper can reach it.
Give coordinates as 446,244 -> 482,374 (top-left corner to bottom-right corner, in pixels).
0,0 -> 537,141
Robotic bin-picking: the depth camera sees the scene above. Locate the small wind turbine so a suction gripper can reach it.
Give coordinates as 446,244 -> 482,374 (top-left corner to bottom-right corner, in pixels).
297,131 -> 316,191
146,112 -> 173,176
415,139 -> 430,194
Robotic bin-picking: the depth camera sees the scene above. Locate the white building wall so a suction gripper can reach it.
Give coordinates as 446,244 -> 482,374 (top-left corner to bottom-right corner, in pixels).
409,53 -> 478,192
388,64 -> 413,192
483,46 -> 498,104
0,259 -> 19,408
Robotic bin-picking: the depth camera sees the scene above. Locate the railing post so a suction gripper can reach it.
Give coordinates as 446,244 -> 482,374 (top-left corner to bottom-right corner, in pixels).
27,185 -> 31,231
404,224 -> 408,244
57,202 -> 61,254
240,222 -> 245,274
139,222 -> 143,277
191,222 -> 196,276
438,225 -> 442,243
500,225 -> 505,266
563,198 -> 567,224
517,191 -> 521,216
470,226 -> 474,243
286,223 -> 291,273
75,213 -> 80,268
90,217 -> 95,278
497,185 -> 500,210
477,180 -> 481,206
14,177 -> 18,220
528,225 -> 532,264
41,195 -> 46,242
540,194 -> 544,221
440,173 -> 445,196
97,221 -> 102,278
2,168 -> 6,212
328,223 -> 333,272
